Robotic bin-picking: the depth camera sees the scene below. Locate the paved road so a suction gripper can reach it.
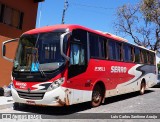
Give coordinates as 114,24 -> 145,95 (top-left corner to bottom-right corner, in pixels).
0,87 -> 160,121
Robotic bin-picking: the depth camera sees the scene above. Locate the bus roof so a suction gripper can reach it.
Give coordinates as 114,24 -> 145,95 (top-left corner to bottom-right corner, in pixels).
23,24 -> 154,53
24,24 -> 126,42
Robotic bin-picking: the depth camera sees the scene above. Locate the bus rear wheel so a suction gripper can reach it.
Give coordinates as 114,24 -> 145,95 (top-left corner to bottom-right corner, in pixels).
140,81 -> 146,95
91,85 -> 103,107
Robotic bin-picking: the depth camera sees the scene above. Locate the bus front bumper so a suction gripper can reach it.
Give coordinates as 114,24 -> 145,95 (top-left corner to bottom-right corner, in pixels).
11,87 -> 70,106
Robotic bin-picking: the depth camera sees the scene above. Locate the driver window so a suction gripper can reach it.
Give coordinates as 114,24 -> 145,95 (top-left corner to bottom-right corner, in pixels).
70,44 -> 85,65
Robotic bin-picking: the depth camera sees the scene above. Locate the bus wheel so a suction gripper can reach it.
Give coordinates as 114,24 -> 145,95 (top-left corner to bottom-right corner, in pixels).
13,102 -> 26,110
13,102 -> 20,110
140,81 -> 146,95
91,85 -> 102,107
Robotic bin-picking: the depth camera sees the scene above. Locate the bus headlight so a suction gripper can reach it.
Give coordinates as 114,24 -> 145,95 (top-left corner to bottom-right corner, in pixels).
47,77 -> 65,92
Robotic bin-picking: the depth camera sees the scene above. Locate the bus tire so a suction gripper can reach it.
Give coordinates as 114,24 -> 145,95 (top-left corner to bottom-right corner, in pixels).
140,80 -> 146,95
91,84 -> 103,107
13,102 -> 20,110
13,102 -> 26,110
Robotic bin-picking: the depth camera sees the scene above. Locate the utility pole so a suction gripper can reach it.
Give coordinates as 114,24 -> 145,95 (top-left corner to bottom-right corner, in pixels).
61,0 -> 69,24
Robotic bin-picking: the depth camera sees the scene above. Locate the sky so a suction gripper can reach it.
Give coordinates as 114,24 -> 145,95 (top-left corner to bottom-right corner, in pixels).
36,0 -> 140,44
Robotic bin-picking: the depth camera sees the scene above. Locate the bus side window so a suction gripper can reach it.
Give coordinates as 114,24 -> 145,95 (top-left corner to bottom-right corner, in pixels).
89,34 -> 99,58
70,43 -> 85,65
108,40 -> 121,61
123,44 -> 130,62
150,52 -> 155,65
131,46 -> 135,62
147,51 -> 150,64
142,50 -> 148,64
98,37 -> 106,59
123,44 -> 134,62
108,40 -> 116,60
135,47 -> 140,63
115,42 -> 122,61
68,29 -> 88,78
140,49 -> 143,63
89,34 -> 106,59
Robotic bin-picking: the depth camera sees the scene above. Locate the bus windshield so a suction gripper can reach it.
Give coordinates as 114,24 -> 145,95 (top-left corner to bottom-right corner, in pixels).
13,32 -> 66,72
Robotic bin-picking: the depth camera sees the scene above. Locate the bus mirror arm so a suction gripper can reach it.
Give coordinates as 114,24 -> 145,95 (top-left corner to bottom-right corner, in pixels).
60,32 -> 71,61
2,38 -> 19,62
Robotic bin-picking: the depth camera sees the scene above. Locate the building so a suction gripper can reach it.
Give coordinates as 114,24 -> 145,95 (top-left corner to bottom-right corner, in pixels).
0,0 -> 44,87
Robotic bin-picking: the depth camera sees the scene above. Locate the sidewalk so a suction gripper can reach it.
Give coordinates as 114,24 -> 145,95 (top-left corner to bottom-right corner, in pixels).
0,96 -> 13,110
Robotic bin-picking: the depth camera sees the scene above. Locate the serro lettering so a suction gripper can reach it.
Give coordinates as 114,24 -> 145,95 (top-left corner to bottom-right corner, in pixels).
111,66 -> 127,73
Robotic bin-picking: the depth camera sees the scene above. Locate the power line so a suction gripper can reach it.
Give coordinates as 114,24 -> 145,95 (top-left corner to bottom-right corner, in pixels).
61,1 -> 115,24
69,2 -> 115,16
71,2 -> 115,10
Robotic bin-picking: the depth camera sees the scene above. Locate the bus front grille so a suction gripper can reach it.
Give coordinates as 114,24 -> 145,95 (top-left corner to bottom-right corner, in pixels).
17,91 -> 45,100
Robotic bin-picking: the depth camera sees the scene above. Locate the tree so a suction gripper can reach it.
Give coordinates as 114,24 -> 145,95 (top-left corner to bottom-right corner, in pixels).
114,0 -> 160,51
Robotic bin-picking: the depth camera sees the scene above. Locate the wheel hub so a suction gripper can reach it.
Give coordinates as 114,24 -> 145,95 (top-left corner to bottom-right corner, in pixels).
93,92 -> 101,102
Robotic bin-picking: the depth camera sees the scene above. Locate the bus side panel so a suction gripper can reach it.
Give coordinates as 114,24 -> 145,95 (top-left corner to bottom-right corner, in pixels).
105,64 -> 156,97
65,59 -> 156,104
65,59 -> 136,104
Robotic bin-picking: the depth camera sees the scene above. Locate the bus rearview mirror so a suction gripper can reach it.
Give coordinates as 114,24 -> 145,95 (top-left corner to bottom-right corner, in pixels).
3,45 -> 6,56
2,38 -> 19,62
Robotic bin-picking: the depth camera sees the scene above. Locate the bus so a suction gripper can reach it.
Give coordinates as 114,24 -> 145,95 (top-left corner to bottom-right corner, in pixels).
2,24 -> 157,108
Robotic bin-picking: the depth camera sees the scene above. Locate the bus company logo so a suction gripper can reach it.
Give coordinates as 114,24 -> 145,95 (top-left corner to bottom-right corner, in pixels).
95,67 -> 106,71
111,66 -> 127,73
16,82 -> 27,88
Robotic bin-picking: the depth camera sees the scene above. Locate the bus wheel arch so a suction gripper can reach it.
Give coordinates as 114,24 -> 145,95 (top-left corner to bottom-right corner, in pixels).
91,81 -> 106,107
140,79 -> 146,95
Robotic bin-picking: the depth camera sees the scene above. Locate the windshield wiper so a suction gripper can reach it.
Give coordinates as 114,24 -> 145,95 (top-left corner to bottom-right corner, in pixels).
34,34 -> 47,78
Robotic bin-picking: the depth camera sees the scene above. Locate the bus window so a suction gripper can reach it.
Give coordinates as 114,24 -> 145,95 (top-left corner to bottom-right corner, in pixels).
147,51 -> 150,64
123,44 -> 134,62
70,43 -> 85,65
98,37 -> 106,59
115,42 -> 121,61
142,50 -> 148,64
150,52 -> 155,65
131,46 -> 135,62
70,44 -> 80,65
135,47 -> 140,63
108,40 -> 122,61
71,29 -> 87,64
123,44 -> 131,62
140,49 -> 143,63
89,33 -> 107,59
68,29 -> 88,78
89,34 -> 99,58
108,40 -> 116,60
